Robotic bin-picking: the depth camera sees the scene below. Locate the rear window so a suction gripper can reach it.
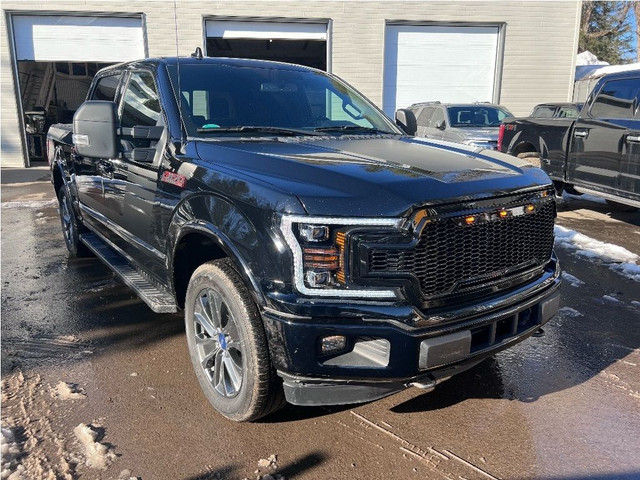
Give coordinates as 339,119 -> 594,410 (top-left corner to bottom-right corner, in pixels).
91,74 -> 121,102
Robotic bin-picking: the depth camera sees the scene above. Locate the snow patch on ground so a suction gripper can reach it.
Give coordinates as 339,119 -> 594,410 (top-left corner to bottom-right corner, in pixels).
0,200 -> 57,209
1,425 -> 25,480
560,271 -> 585,287
73,423 -> 115,470
558,307 -> 583,317
554,226 -> 640,281
54,382 -> 86,400
632,301 -> 640,309
602,295 -> 623,304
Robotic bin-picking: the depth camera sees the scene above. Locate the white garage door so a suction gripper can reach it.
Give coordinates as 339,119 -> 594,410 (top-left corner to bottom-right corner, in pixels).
13,15 -> 145,62
205,20 -> 327,40
383,25 -> 500,115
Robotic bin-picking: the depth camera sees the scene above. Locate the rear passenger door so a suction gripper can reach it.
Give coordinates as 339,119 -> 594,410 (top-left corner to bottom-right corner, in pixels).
74,72 -> 124,239
567,77 -> 638,196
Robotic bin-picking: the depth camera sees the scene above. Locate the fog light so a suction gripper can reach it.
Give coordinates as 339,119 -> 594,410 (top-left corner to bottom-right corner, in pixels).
320,335 -> 347,355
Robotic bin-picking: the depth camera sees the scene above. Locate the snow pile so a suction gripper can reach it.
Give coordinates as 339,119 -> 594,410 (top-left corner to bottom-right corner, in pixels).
554,226 -> 640,281
1,426 -> 24,480
54,382 -> 86,400
602,295 -> 623,304
0,200 -> 57,209
73,424 -> 115,470
558,307 -> 583,317
576,51 -> 609,66
560,271 -> 585,287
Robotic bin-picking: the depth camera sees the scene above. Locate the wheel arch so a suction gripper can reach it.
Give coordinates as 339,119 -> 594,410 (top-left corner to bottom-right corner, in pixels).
168,195 -> 269,310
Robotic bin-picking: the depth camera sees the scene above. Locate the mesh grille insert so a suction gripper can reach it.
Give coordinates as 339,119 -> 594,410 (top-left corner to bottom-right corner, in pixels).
368,200 -> 555,300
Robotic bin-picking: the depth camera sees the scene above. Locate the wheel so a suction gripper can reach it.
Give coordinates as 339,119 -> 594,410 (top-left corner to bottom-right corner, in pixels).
184,259 -> 285,421
58,188 -> 90,257
516,151 -> 541,168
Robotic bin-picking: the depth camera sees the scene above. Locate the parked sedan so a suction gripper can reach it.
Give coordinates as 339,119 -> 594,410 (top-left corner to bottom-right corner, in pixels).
402,102 -> 513,150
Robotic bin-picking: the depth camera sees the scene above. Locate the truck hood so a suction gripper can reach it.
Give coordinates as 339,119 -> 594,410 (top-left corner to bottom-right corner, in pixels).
195,136 -> 551,217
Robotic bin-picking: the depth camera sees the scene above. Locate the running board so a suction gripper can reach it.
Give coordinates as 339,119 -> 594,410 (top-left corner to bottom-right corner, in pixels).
80,232 -> 178,313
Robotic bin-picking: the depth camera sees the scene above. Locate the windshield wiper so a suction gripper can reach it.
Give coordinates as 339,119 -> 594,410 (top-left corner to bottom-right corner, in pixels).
196,125 -> 322,136
313,125 -> 397,134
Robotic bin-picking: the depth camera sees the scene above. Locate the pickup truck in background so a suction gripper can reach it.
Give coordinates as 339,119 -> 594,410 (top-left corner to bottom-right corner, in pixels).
48,55 -> 561,421
499,70 -> 640,208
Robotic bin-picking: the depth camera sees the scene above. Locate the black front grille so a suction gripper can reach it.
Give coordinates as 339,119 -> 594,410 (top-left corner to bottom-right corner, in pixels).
368,199 -> 555,301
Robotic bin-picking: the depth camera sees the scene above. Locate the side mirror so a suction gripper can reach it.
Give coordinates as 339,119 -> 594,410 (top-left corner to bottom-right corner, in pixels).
395,109 -> 417,136
435,120 -> 446,130
73,101 -> 118,158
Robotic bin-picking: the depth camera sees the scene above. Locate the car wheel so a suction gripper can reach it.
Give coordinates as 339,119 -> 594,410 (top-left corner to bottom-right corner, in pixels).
184,259 -> 285,421
58,188 -> 90,257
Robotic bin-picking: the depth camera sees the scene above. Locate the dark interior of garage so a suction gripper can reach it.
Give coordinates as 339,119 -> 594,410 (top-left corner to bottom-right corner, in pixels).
206,38 -> 326,70
17,60 -> 112,163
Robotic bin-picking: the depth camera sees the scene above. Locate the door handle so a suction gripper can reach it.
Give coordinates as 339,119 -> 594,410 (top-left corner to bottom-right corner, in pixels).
626,135 -> 640,143
573,130 -> 588,138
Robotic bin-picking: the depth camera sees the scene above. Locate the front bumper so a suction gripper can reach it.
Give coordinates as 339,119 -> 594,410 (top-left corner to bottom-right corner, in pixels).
262,263 -> 561,406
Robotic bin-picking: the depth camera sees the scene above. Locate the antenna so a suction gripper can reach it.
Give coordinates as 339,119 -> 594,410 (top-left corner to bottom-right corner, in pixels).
173,0 -> 185,147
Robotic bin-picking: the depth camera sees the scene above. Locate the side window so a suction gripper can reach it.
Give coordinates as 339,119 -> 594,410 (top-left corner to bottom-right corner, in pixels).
430,108 -> 445,127
531,106 -> 556,118
416,107 -> 435,127
120,71 -> 161,128
91,74 -> 121,101
557,106 -> 579,118
590,78 -> 640,119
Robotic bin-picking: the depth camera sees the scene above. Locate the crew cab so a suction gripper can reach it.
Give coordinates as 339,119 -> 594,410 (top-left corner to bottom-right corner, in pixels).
48,55 -> 560,421
499,70 -> 640,208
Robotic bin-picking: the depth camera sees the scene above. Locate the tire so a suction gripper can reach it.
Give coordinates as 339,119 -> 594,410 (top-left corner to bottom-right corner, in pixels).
58,188 -> 91,257
184,259 -> 285,421
516,151 -> 541,168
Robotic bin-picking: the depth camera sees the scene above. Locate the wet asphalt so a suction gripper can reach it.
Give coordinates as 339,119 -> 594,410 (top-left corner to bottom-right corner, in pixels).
1,166 -> 639,480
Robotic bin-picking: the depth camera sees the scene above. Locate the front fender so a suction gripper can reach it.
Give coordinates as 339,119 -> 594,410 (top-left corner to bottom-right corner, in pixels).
167,193 -> 292,307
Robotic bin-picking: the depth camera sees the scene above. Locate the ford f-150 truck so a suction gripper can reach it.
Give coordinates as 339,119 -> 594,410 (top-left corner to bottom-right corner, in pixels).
499,70 -> 640,208
48,55 -> 561,421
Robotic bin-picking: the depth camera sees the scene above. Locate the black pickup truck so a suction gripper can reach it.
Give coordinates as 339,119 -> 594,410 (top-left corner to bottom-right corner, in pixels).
48,55 -> 560,421
499,70 -> 640,208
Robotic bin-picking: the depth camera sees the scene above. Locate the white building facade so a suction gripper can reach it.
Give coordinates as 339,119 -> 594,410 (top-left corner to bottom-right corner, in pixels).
1,1 -> 581,167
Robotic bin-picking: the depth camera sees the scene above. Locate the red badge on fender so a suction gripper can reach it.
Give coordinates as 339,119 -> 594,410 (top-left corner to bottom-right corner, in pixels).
161,171 -> 187,188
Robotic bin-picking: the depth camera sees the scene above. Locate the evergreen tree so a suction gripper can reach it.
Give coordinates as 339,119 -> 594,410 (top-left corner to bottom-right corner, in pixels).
579,1 -> 633,64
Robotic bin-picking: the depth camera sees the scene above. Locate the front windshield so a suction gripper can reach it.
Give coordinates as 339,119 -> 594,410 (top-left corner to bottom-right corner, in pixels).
167,63 -> 400,137
447,106 -> 511,127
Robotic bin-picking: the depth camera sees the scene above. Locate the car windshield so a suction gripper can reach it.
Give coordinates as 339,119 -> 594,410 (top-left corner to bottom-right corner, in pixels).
167,63 -> 401,137
447,106 -> 512,127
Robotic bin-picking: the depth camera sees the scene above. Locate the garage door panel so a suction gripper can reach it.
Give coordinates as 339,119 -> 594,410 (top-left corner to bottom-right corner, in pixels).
13,15 -> 144,62
384,25 -> 500,114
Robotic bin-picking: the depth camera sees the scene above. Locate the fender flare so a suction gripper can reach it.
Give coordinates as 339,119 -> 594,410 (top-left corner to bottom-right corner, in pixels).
167,195 -> 268,307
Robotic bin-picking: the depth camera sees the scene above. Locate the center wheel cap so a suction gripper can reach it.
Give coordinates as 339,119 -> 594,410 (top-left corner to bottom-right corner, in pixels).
218,332 -> 227,350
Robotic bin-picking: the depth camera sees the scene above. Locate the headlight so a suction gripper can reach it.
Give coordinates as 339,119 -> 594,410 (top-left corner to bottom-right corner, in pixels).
279,215 -> 401,298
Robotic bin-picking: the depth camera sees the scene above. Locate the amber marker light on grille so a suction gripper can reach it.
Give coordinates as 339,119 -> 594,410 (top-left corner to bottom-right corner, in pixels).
465,215 -> 477,225
499,209 -> 508,218
526,204 -> 535,213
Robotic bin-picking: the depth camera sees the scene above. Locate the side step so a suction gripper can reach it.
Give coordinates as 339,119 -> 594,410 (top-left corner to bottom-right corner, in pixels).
80,232 -> 178,314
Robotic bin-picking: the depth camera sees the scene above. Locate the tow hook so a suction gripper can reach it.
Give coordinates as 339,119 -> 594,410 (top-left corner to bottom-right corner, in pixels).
408,376 -> 437,392
532,328 -> 545,337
